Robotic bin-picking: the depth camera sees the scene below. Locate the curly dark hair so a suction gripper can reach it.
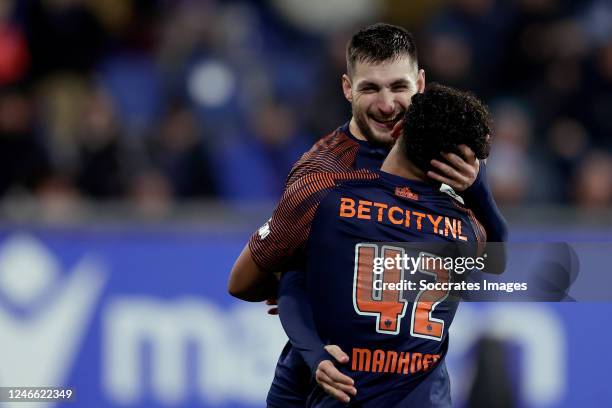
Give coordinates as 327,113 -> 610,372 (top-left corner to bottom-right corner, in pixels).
346,23 -> 418,76
400,83 -> 492,173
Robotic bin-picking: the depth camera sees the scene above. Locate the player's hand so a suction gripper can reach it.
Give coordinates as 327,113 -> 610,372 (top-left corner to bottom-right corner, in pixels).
315,345 -> 357,404
391,119 -> 404,141
265,298 -> 278,315
427,144 -> 479,192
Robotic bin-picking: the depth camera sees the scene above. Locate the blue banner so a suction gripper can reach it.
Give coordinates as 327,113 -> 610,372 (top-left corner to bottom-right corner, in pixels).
0,228 -> 608,408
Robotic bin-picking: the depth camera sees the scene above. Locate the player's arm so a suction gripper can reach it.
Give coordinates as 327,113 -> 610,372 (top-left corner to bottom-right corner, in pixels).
228,241 -> 355,408
229,171 -> 360,402
461,161 -> 507,273
229,242 -> 357,401
459,160 -> 508,240
428,145 -> 507,273
228,245 -> 278,301
279,270 -> 357,403
228,173 -> 331,300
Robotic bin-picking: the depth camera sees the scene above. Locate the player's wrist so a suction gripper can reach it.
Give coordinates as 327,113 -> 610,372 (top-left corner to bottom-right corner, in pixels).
462,161 -> 488,203
310,348 -> 336,376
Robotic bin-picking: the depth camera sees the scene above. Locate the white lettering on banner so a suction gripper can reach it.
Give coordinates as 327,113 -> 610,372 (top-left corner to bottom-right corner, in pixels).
103,299 -> 286,405
0,234 -> 106,408
0,234 -> 568,408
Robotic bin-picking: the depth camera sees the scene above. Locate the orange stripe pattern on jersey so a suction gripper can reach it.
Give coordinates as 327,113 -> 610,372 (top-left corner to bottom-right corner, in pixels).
249,170 -> 379,273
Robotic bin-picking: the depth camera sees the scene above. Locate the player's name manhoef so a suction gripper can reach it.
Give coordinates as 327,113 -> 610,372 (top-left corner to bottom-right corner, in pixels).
375,280 -> 528,293
351,347 -> 441,375
0,387 -> 75,402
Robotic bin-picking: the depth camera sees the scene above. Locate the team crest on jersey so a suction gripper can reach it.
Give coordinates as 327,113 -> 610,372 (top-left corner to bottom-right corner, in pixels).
258,219 -> 271,239
395,186 -> 419,201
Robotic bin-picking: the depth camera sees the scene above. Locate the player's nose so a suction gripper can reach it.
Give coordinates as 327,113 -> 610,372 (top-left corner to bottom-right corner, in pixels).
376,90 -> 395,116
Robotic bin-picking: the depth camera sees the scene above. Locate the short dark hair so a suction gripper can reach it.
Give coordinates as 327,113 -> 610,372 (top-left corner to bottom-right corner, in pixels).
401,83 -> 492,173
346,23 -> 418,76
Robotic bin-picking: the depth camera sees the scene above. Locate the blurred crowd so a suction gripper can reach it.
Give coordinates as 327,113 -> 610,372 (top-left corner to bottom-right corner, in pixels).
0,0 -> 611,217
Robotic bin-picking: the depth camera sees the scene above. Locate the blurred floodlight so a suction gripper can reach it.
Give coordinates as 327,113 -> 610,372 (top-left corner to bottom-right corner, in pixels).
188,60 -> 236,108
270,0 -> 381,34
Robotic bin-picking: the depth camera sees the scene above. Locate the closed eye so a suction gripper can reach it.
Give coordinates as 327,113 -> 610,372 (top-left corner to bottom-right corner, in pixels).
392,85 -> 409,92
390,80 -> 411,92
360,86 -> 378,93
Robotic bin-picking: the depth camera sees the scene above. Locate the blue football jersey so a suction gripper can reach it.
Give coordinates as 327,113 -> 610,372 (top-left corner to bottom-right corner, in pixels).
250,169 -> 485,407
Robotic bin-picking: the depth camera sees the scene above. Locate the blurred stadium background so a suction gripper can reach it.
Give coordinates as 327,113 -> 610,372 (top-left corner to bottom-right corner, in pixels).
0,0 -> 610,407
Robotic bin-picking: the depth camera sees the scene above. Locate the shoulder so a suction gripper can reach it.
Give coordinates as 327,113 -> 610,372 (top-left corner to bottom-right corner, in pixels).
286,169 -> 379,200
248,169 -> 379,272
286,127 -> 360,187
436,193 -> 487,248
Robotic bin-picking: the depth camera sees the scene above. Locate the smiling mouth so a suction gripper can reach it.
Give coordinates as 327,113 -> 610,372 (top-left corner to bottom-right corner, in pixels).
370,115 -> 401,130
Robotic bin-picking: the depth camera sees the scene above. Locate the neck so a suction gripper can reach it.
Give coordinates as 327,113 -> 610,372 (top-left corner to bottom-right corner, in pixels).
348,117 -> 366,141
380,142 -> 431,183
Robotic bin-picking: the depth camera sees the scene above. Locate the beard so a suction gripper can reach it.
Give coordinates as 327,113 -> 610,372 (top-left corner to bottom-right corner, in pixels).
352,105 -> 403,149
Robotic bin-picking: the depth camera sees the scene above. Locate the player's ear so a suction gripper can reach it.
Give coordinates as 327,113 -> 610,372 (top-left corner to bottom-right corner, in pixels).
417,69 -> 425,94
342,74 -> 353,102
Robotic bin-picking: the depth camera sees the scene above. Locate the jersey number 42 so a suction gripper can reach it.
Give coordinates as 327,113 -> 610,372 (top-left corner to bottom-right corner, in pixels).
352,244 -> 449,340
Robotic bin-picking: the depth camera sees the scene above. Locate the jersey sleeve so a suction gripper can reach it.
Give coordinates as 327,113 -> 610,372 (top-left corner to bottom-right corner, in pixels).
252,129 -> 358,272
249,170 -> 378,273
461,162 -> 508,242
278,270 -> 332,374
285,129 -> 359,187
249,173 -> 338,273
